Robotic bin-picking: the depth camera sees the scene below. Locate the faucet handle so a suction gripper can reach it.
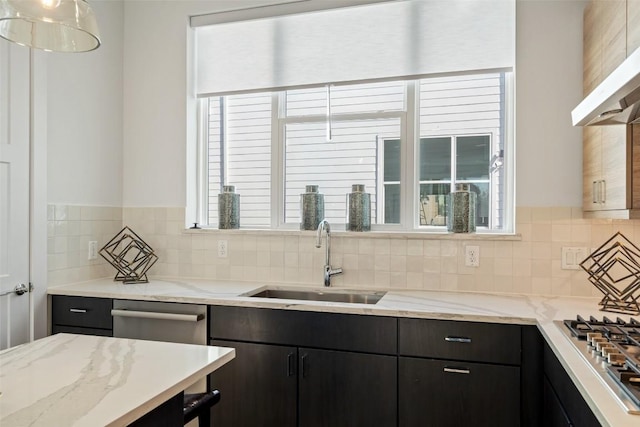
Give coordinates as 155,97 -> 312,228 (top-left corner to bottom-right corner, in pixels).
329,267 -> 343,276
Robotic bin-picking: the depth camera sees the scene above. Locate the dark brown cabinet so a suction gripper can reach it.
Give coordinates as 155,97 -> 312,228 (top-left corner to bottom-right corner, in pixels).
298,348 -> 397,427
210,340 -> 297,427
399,357 -> 520,427
51,295 -> 113,336
49,295 -> 602,427
543,342 -> 601,427
398,318 -> 532,427
208,306 -> 397,427
543,376 -> 572,427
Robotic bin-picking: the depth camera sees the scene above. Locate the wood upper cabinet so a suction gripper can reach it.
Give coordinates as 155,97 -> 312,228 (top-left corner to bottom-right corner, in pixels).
628,0 -> 640,55
583,125 -> 631,212
583,0 -> 625,96
582,0 -> 638,217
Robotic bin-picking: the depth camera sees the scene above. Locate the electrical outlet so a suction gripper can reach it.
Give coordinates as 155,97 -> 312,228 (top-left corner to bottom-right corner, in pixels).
465,245 -> 480,267
88,241 -> 98,260
218,240 -> 228,258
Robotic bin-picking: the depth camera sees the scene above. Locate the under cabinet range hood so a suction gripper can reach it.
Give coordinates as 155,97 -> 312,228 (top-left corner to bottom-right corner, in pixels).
572,46 -> 640,126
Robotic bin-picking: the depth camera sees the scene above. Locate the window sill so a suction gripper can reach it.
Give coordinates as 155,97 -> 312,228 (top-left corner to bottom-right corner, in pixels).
183,227 -> 521,241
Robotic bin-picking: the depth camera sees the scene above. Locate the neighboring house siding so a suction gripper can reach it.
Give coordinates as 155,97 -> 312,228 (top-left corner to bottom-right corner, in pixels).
208,94 -> 272,227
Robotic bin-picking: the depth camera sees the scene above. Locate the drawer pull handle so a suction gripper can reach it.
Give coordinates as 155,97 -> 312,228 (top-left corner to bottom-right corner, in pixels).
444,367 -> 470,375
69,308 -> 88,313
445,336 -> 472,344
287,353 -> 295,377
301,354 -> 308,378
111,309 -> 204,322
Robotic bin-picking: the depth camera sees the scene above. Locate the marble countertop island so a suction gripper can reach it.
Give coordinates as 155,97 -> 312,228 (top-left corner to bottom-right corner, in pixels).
0,333 -> 235,427
48,278 -> 639,426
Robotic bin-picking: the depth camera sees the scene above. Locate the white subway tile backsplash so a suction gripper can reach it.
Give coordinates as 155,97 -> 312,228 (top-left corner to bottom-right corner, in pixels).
358,238 -> 375,255
374,239 -> 390,255
390,239 -> 407,255
48,204 -> 640,297
374,254 -> 390,272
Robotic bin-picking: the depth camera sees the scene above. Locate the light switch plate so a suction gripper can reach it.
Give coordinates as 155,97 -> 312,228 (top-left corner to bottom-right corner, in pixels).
561,247 -> 588,270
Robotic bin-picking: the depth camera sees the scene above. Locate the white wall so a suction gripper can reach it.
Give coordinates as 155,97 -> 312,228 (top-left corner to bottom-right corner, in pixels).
121,0 -> 587,209
47,0 -> 124,206
122,0 -> 281,208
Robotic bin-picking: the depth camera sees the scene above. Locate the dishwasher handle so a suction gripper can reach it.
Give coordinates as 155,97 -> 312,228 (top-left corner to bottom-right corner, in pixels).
111,309 -> 204,322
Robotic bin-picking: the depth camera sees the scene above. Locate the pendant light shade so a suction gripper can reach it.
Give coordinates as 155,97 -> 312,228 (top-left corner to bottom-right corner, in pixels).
0,0 -> 100,52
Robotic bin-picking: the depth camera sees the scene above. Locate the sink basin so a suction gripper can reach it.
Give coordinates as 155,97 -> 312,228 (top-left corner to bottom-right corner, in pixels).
246,288 -> 386,305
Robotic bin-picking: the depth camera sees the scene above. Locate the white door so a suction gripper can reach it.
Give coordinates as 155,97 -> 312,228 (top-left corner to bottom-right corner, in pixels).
0,41 -> 31,350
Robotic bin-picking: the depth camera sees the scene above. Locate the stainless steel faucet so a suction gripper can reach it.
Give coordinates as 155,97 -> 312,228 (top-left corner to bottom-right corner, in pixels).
316,219 -> 342,287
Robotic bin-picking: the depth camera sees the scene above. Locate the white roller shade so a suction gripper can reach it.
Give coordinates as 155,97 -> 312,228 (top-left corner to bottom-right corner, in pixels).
194,0 -> 514,97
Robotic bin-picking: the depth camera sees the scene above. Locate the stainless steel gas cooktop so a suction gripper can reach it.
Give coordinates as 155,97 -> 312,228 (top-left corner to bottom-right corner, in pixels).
558,315 -> 640,415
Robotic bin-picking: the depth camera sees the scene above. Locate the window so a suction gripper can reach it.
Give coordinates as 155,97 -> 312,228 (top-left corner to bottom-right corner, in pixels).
191,0 -> 514,233
200,72 -> 512,232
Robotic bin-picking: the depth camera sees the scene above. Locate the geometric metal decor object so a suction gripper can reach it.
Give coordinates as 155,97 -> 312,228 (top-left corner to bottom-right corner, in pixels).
579,232 -> 640,315
99,226 -> 158,284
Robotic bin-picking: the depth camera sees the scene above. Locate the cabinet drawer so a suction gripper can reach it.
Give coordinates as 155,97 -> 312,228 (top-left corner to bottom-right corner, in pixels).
210,306 -> 397,355
399,357 -> 520,427
399,318 -> 521,365
52,295 -> 113,330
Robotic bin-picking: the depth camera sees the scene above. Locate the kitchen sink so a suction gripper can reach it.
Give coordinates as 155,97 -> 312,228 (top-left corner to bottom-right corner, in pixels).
245,288 -> 386,305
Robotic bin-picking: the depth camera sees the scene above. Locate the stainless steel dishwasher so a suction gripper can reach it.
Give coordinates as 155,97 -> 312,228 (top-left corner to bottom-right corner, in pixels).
112,299 -> 208,395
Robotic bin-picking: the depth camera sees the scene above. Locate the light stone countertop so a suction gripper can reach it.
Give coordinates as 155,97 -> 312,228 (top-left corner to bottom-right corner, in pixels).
0,333 -> 235,427
48,278 -> 639,426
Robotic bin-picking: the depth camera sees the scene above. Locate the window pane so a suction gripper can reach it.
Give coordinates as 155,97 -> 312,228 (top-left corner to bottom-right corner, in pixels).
284,118 -> 401,225
468,182 -> 489,227
419,71 -> 507,231
286,87 -> 327,117
384,139 -> 400,182
456,135 -> 490,180
384,184 -> 400,223
330,81 -> 405,114
419,184 -> 449,226
286,81 -> 405,117
420,137 -> 451,181
207,93 -> 272,227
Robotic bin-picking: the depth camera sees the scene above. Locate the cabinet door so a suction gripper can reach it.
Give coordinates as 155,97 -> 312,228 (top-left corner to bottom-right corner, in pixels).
600,124 -> 630,210
543,376 -> 572,427
583,126 -> 602,211
583,0 -> 626,95
298,348 -> 397,427
210,340 -> 297,427
543,344 -> 600,427
601,0 -> 627,78
583,0 -> 602,95
629,0 -> 640,55
399,357 -> 520,427
582,124 -> 630,213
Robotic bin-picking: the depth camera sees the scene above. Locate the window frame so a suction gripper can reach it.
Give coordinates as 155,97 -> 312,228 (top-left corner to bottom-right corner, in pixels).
196,73 -> 515,234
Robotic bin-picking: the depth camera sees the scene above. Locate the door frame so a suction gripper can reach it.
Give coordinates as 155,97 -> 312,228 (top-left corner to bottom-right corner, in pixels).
30,49 -> 48,341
